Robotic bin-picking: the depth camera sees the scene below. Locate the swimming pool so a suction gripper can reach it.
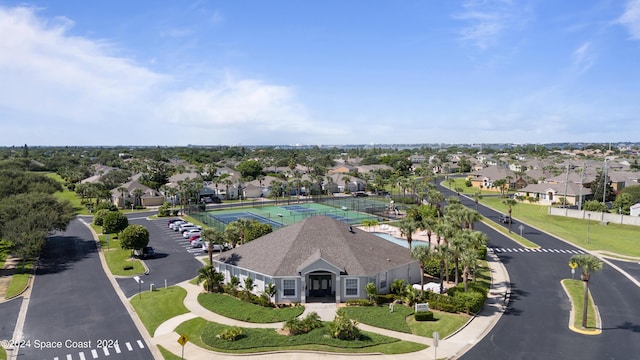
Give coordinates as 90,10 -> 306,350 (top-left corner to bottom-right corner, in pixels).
373,232 -> 413,248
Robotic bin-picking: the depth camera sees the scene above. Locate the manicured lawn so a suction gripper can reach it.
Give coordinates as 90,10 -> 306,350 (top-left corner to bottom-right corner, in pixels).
157,345 -> 183,360
0,344 -> 6,360
562,279 -> 597,329
103,240 -> 146,276
130,286 -> 189,336
175,317 -> 427,354
44,172 -> 89,215
198,293 -> 304,323
341,304 -> 413,333
5,261 -> 33,299
481,197 -> 640,257
341,304 -> 470,338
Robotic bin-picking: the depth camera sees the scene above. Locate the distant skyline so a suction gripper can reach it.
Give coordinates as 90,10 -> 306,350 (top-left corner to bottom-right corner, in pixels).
1,1 -> 639,146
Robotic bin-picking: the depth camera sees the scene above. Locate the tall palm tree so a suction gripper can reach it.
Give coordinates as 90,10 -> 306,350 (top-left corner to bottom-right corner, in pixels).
117,186 -> 128,209
460,246 -> 478,292
570,254 -> 604,328
201,228 -> 225,265
398,217 -> 419,254
502,198 -> 517,232
433,243 -> 450,294
411,245 -> 432,298
132,188 -> 145,208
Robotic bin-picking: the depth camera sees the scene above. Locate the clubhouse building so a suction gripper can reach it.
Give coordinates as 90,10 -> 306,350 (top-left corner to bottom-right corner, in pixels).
213,215 -> 420,303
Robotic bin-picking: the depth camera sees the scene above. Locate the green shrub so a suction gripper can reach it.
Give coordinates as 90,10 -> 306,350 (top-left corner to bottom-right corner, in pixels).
103,211 -> 129,234
329,310 -> 360,340
414,311 -> 434,321
375,293 -> 396,305
282,312 -> 322,335
390,279 -> 406,295
93,209 -> 111,226
157,202 -> 171,217
219,326 -> 243,341
477,246 -> 487,259
95,201 -> 118,211
346,299 -> 373,306
452,291 -> 485,314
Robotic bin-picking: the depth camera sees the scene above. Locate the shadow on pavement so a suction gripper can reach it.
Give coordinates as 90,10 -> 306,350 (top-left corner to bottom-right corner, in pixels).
36,234 -> 97,276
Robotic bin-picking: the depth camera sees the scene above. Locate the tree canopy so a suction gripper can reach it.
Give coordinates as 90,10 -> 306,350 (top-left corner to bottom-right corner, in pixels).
119,224 -> 150,251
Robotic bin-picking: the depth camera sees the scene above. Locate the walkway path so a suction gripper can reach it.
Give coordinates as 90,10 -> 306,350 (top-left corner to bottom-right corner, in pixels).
148,250 -> 510,359
0,257 -> 19,301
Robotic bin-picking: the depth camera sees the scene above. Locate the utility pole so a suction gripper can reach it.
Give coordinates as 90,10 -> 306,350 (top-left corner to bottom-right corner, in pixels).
578,163 -> 586,211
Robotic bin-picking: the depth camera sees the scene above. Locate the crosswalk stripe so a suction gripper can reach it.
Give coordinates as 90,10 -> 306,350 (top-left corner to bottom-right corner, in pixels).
103,347 -> 110,356
137,340 -> 145,349
91,349 -> 98,358
66,355 -> 72,360
559,249 -> 567,253
518,248 -> 524,252
114,343 -> 121,353
54,357 -> 59,360
79,352 -> 86,360
126,342 -> 133,351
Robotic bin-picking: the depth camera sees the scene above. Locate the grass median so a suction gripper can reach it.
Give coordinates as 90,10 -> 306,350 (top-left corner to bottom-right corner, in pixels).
130,286 -> 189,336
175,317 -> 427,354
5,261 -> 33,299
562,279 -> 598,331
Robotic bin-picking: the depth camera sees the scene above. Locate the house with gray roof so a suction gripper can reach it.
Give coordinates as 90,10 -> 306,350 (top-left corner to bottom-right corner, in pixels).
214,215 -> 420,304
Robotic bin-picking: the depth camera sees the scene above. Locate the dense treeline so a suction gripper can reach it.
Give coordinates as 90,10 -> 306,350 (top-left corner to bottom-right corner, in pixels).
0,165 -> 75,259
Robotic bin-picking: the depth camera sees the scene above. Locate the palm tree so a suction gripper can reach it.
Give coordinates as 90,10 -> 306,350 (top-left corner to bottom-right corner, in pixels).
117,186 -> 128,209
427,189 -> 445,221
398,217 -> 419,254
361,219 -> 379,232
502,198 -> 517,232
460,246 -> 478,292
201,228 -> 225,265
132,188 -> 145,208
433,243 -> 450,294
570,254 -> 604,328
411,245 -> 432,298
341,175 -> 351,193
196,265 -> 224,292
472,191 -> 483,211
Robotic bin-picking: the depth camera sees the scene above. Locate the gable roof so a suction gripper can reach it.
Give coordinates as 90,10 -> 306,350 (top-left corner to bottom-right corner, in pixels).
218,215 -> 416,277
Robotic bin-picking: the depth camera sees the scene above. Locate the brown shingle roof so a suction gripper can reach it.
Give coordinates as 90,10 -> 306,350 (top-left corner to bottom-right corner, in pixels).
219,216 -> 416,277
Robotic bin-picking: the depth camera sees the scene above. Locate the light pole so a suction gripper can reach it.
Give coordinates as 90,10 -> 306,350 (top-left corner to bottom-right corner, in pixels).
587,213 -> 591,244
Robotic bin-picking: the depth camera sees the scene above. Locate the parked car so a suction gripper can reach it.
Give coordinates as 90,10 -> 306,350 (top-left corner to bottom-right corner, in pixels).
134,246 -> 155,259
183,229 -> 201,238
189,234 -> 201,242
167,219 -> 182,227
191,239 -> 229,251
170,220 -> 187,230
178,223 -> 202,233
499,214 -> 511,223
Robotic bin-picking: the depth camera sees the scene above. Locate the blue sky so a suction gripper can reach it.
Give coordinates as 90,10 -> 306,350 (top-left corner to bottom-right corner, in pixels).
1,1 -> 639,146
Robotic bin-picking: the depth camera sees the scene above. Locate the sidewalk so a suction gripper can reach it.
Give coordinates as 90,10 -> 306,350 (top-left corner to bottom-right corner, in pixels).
0,257 -> 19,301
149,251 -> 510,360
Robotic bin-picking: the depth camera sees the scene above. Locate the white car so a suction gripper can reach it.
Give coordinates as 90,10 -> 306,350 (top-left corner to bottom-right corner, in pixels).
183,229 -> 201,238
191,239 -> 228,251
170,220 -> 187,230
178,223 -> 201,232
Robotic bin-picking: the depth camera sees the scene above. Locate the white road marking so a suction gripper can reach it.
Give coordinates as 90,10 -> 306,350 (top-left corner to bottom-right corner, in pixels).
66,354 -> 72,360
137,339 -> 145,348
114,343 -> 121,353
103,347 -> 110,356
126,342 -> 133,351
91,349 -> 98,358
79,352 -> 86,360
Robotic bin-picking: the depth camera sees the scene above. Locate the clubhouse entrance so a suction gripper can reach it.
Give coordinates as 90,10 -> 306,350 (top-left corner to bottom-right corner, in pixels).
307,273 -> 334,300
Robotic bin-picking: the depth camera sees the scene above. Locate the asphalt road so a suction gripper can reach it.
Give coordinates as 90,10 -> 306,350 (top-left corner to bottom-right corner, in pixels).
116,213 -> 203,298
0,297 -> 22,344
435,185 -> 640,359
17,218 -> 154,360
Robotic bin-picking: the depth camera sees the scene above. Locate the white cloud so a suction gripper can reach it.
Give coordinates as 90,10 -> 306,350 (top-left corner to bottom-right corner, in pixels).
453,0 -> 524,50
572,41 -> 595,73
0,6 -> 334,146
618,0 -> 640,40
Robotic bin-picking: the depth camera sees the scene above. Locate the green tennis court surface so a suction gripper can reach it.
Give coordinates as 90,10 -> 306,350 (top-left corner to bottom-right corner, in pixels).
192,200 -> 384,231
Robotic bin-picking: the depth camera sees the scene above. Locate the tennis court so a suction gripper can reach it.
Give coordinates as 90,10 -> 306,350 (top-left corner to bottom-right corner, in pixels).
191,200 -> 382,232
